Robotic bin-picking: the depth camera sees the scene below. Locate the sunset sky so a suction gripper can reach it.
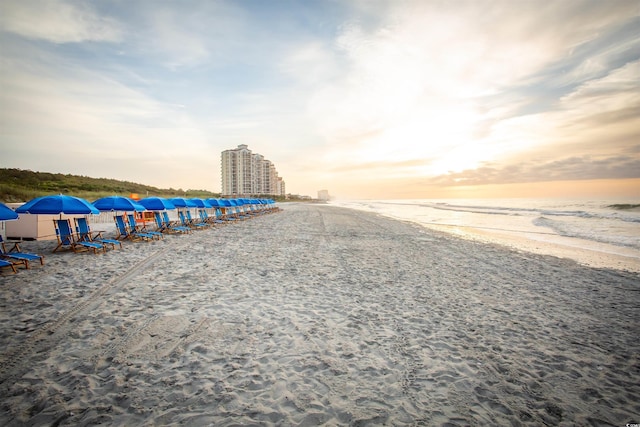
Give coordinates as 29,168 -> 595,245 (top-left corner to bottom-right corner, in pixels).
1,0 -> 639,199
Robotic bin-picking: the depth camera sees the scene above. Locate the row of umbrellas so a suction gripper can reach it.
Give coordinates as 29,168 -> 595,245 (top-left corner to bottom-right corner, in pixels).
0,195 -> 278,220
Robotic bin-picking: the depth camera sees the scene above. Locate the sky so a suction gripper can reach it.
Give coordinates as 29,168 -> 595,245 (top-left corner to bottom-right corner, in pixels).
1,0 -> 639,199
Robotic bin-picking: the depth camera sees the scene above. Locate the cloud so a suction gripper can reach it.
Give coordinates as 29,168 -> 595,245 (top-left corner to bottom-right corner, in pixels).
316,3 -> 638,192
0,0 -> 122,43
559,60 -> 640,121
308,1 -> 638,144
0,41 -> 216,189
1,0 -> 638,198
428,155 -> 640,186
144,10 -> 211,69
279,41 -> 341,88
330,158 -> 433,174
127,2 -> 247,70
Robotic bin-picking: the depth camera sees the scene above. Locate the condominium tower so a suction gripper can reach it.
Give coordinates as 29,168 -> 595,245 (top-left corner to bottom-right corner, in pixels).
221,144 -> 286,196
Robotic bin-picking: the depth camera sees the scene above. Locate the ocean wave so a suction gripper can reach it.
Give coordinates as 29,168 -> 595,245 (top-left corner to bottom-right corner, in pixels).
608,203 -> 640,210
539,209 -> 595,218
533,216 -> 640,250
382,200 -> 640,224
423,203 -> 607,223
336,200 -> 640,255
416,202 -> 532,216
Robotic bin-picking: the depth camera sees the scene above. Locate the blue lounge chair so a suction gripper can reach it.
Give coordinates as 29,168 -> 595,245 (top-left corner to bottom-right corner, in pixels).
231,201 -> 250,220
153,211 -> 170,233
114,215 -> 152,241
239,200 -> 257,217
177,211 -> 196,231
230,207 -> 245,221
219,208 -> 235,223
199,209 -> 224,226
0,259 -> 18,274
53,219 -> 105,254
184,210 -> 209,229
127,214 -> 163,240
213,206 -> 235,223
162,211 -> 192,233
75,217 -> 122,250
0,236 -> 44,269
153,212 -> 185,234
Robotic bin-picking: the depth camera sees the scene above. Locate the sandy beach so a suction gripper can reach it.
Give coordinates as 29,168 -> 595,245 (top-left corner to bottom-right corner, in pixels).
0,203 -> 638,426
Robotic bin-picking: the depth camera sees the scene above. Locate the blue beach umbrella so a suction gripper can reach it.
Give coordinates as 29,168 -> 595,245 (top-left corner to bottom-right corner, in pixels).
16,194 -> 100,215
206,199 -> 223,216
169,197 -> 198,208
189,198 -> 212,208
93,196 -> 146,212
0,202 -> 19,221
138,197 -> 176,211
213,199 -> 230,214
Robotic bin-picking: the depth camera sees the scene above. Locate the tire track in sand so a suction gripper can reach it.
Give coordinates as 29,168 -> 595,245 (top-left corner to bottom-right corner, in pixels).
0,245 -> 179,387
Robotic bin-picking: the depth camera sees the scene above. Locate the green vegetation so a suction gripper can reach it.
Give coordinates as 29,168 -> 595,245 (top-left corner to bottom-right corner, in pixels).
0,168 -> 221,203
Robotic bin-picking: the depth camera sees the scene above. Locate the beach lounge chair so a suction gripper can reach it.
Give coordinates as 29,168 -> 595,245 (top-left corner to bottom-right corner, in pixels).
241,200 -> 258,217
250,200 -> 263,214
184,210 -> 209,229
114,215 -> 152,241
0,236 -> 44,269
75,217 -> 122,250
53,219 -> 105,254
153,212 -> 186,234
232,201 -> 251,220
231,206 -> 248,221
229,202 -> 248,220
162,211 -> 192,233
127,214 -> 163,240
192,210 -> 211,227
214,207 -> 235,223
199,209 -> 224,226
177,211 -> 197,232
210,204 -> 235,223
0,259 -> 19,274
222,201 -> 241,220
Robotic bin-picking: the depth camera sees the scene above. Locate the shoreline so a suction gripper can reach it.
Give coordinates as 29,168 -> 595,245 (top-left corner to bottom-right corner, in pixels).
331,200 -> 640,274
422,221 -> 640,273
1,203 -> 638,425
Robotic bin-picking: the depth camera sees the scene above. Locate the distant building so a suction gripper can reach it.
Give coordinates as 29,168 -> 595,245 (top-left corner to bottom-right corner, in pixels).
221,144 -> 285,197
317,190 -> 330,201
276,176 -> 285,196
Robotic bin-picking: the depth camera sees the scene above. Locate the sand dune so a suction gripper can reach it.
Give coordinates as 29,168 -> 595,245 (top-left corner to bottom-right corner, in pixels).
1,203 -> 638,426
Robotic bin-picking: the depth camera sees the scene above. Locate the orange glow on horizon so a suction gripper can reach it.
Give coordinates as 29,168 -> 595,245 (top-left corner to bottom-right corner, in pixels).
330,178 -> 640,200
433,179 -> 640,199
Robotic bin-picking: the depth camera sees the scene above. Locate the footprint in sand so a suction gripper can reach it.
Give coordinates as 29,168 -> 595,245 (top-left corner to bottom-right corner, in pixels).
112,315 -> 210,363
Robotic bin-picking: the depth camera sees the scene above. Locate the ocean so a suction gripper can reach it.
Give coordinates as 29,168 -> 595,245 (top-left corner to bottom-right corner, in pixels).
331,198 -> 640,272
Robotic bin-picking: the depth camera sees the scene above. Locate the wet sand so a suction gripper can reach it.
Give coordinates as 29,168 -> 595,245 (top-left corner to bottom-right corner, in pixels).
0,203 -> 638,426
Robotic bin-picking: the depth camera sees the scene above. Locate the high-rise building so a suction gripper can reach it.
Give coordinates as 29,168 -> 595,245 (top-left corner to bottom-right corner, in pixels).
221,144 -> 285,196
252,153 -> 265,194
276,176 -> 285,196
221,144 -> 251,196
